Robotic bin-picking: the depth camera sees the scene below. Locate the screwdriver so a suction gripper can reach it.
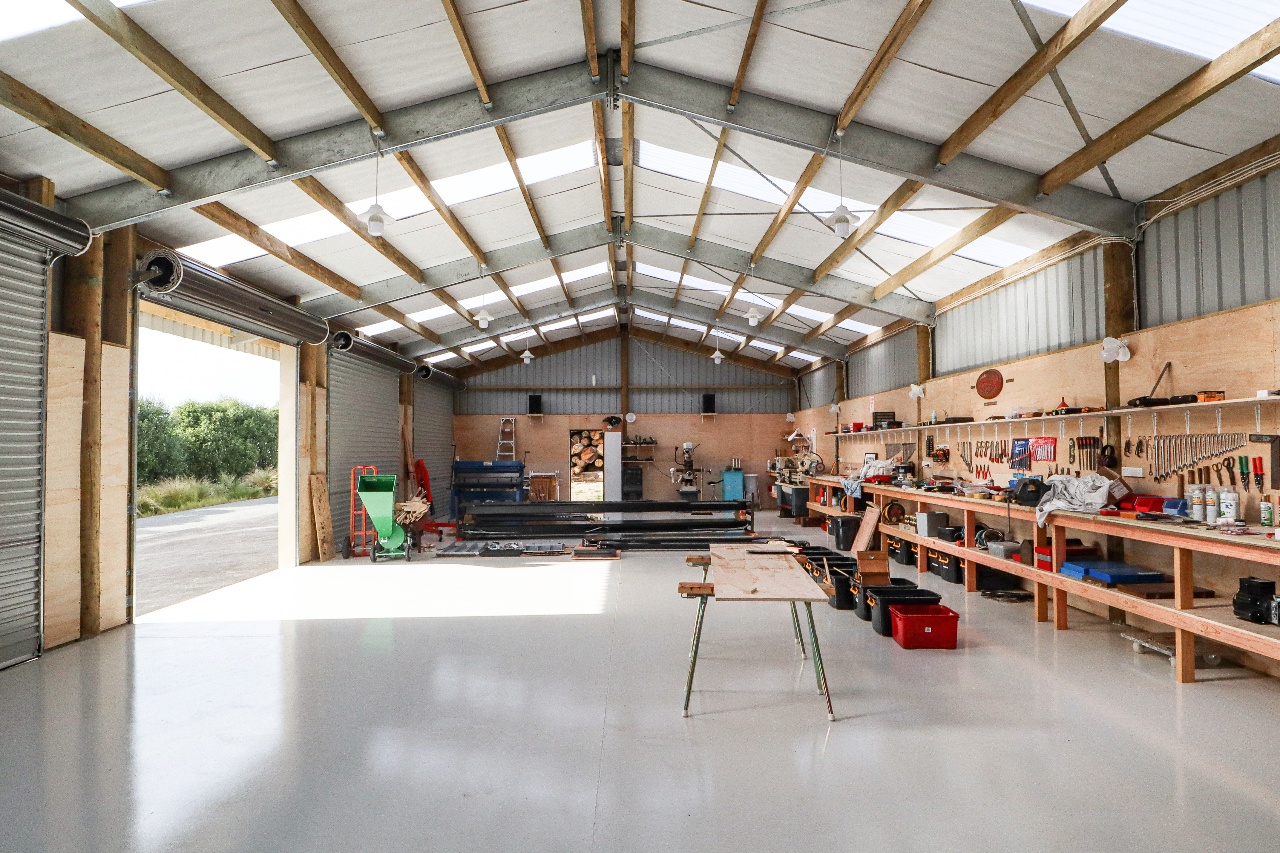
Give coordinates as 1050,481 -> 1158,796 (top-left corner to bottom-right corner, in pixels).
1239,455 -> 1251,493
1253,456 -> 1265,491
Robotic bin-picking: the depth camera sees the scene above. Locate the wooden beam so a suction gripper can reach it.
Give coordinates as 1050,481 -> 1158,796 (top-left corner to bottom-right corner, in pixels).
801,302 -> 861,343
579,0 -> 600,81
458,326 -> 619,378
728,0 -> 770,112
0,69 -> 170,190
20,176 -> 56,207
845,318 -> 914,354
915,323 -> 931,384
1040,18 -> 1280,196
268,0 -> 384,135
691,128 -> 729,248
65,0 -> 277,161
1146,130 -> 1280,217
631,326 -> 796,378
393,151 -> 487,260
439,0 -> 492,107
933,230 -> 1101,312
937,0 -> 1128,166
621,0 -> 636,80
871,206 -> 1018,301
622,99 -> 636,232
1102,240 -> 1135,410
733,289 -> 801,352
835,0 -> 934,132
620,323 -> 631,418
813,179 -> 923,281
592,100 -> 613,223
495,125 -> 549,247
292,175 -> 420,280
625,243 -> 635,295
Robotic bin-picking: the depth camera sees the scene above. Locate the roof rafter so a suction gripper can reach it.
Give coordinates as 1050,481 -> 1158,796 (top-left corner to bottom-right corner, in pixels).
458,326 -> 621,378
813,179 -> 923,281
727,0 -> 770,112
65,0 -> 277,162
1040,18 -> 1280,196
937,0 -> 1128,167
871,206 -> 1017,301
439,0 -> 493,108
835,0 -> 934,134
579,0 -> 600,82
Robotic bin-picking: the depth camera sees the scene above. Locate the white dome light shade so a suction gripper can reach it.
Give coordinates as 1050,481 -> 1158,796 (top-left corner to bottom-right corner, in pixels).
1100,337 -> 1131,363
361,202 -> 392,237
711,348 -> 725,365
745,308 -> 762,327
823,204 -> 859,239
520,348 -> 534,364
474,309 -> 493,329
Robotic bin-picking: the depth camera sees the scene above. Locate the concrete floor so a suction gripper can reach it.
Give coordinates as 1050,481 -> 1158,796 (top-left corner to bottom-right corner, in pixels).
4,516 -> 1280,852
134,496 -> 278,615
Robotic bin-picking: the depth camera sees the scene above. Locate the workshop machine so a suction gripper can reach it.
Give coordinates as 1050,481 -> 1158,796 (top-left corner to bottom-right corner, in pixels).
671,442 -> 710,501
451,460 -> 525,518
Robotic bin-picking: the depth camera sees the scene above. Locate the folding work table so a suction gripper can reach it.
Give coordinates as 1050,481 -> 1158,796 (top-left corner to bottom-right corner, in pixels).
678,544 -> 835,720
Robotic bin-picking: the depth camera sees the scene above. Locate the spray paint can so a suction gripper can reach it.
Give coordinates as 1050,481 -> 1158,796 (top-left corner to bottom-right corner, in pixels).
1261,495 -> 1274,527
1205,485 -> 1219,524
1189,485 -> 1205,522
1219,486 -> 1239,523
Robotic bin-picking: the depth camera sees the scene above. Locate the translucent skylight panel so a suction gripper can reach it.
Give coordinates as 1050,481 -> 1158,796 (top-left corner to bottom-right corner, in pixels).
434,162 -> 519,206
577,308 -> 616,323
356,319 -> 401,335
425,352 -> 459,364
459,293 -> 507,311
635,262 -> 681,283
634,308 -> 670,322
680,273 -> 731,295
788,351 -> 822,363
749,340 -> 784,353
562,261 -> 611,283
1025,0 -> 1280,82
463,341 -> 497,353
838,319 -> 882,335
669,317 -> 707,332
712,161 -> 791,206
179,235 -> 266,267
732,290 -> 779,309
786,304 -> 834,323
710,329 -> 745,343
264,210 -> 347,246
517,141 -> 596,184
346,185 -> 433,221
500,329 -> 537,343
509,275 -> 562,298
540,317 -> 578,332
408,305 -> 457,323
635,140 -> 712,184
0,0 -> 147,43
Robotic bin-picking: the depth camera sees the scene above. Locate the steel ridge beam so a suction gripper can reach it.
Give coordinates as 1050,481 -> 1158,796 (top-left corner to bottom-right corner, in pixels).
618,60 -> 1136,237
66,62 -> 605,232
625,289 -> 846,360
623,221 -> 934,325
402,291 -> 621,358
300,222 -> 614,318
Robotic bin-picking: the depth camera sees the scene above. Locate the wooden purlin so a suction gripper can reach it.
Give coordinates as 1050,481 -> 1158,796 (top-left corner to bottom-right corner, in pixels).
813,179 -> 923,282
439,0 -> 493,106
835,0 -> 935,133
579,0 -> 600,80
870,206 -> 1019,301
727,0 -> 770,111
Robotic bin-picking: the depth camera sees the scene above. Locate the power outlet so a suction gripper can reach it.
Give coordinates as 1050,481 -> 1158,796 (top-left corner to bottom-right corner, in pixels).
1121,466 -> 1145,478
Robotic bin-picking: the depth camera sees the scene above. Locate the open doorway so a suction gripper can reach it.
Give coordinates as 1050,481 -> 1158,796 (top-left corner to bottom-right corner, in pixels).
132,307 -> 283,616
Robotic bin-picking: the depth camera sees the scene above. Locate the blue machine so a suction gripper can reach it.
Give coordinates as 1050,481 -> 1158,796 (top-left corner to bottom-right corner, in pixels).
721,468 -> 745,501
451,460 -> 525,519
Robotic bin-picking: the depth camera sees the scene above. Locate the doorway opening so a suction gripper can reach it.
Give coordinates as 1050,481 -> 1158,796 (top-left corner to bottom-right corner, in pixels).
132,305 -> 283,617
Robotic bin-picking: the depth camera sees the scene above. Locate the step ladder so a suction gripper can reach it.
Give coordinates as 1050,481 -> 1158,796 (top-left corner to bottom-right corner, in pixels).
496,417 -> 516,460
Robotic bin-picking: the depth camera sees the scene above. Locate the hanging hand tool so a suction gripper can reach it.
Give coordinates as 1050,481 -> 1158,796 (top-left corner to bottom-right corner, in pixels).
1214,462 -> 1224,485
1239,456 -> 1251,492
1224,457 -> 1236,487
1253,456 -> 1264,491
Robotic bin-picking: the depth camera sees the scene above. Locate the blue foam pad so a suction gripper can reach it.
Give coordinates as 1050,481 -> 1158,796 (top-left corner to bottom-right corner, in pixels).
1063,559 -> 1165,584
1058,563 -> 1088,580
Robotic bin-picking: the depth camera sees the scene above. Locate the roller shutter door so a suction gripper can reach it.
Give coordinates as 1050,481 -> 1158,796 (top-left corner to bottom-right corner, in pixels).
0,233 -> 48,669
413,379 -> 455,519
327,351 -> 402,553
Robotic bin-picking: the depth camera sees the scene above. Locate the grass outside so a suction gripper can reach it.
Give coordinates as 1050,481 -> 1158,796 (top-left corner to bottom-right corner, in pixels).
136,468 -> 278,517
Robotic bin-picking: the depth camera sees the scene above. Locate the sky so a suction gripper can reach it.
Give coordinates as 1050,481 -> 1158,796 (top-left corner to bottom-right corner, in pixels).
138,329 -> 280,409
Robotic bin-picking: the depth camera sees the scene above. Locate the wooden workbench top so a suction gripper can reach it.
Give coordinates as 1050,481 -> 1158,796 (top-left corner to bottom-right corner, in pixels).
709,545 -> 828,602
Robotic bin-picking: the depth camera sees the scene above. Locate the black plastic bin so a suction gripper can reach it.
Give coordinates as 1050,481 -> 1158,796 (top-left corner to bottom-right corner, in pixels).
830,516 -> 857,551
868,588 -> 944,636
887,536 -> 908,565
855,578 -> 917,620
826,569 -> 857,610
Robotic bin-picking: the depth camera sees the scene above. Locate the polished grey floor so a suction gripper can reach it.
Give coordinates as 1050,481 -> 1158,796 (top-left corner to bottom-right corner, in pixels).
134,496 -> 278,615
4,522 -> 1280,852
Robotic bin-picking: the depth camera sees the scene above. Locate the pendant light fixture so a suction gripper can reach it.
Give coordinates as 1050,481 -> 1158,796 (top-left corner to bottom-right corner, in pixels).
521,348 -> 534,365
360,133 -> 396,238
474,308 -> 493,329
823,134 -> 859,240
711,348 -> 725,365
746,307 -> 762,327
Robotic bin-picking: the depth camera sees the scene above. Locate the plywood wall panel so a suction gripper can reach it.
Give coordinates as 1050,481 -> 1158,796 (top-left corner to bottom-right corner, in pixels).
98,344 -> 130,631
43,334 -> 84,648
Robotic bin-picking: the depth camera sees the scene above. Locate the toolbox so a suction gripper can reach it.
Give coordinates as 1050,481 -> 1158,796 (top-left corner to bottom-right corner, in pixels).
869,588 -> 944,636
890,604 -> 959,649
855,578 -> 917,620
916,511 -> 949,537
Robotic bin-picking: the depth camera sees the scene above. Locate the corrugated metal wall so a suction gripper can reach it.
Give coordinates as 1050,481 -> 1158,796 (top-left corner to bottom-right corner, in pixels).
458,338 -> 622,415
327,352 -> 403,553
629,338 -> 789,414
848,331 -> 918,397
934,247 -> 1105,376
798,362 -> 839,409
1138,173 -> 1280,327
413,378 -> 454,519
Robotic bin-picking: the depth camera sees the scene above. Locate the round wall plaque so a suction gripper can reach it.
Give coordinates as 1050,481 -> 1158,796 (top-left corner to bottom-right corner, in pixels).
975,368 -> 1004,400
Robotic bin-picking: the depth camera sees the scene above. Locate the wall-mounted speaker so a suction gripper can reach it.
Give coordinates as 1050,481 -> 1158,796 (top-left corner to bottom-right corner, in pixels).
528,394 -> 543,415
701,393 -> 716,414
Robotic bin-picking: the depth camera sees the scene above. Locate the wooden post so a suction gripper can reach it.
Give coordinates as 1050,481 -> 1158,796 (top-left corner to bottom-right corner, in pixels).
1051,523 -> 1069,630
1172,547 -> 1194,610
620,323 -> 630,440
1101,240 -> 1135,622
963,508 -> 977,592
65,237 -> 104,637
1033,524 -> 1049,623
1175,629 -> 1196,684
400,372 -> 414,498
19,176 -> 55,207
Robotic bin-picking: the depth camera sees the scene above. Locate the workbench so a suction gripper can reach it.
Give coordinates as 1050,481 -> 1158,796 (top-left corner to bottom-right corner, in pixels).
678,544 -> 834,719
806,474 -> 859,518
865,484 -> 1280,683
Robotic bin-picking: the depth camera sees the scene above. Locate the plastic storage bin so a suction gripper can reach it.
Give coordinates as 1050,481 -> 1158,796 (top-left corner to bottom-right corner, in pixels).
868,588 -> 943,635
890,604 -> 959,649
854,578 -> 916,620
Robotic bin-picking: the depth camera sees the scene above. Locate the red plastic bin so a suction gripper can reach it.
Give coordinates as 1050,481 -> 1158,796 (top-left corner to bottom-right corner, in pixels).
890,604 -> 959,649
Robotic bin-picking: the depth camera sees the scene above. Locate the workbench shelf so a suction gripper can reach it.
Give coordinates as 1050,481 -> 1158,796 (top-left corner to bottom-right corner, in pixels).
807,475 -> 855,517
866,484 -> 1280,684
807,501 -> 857,517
